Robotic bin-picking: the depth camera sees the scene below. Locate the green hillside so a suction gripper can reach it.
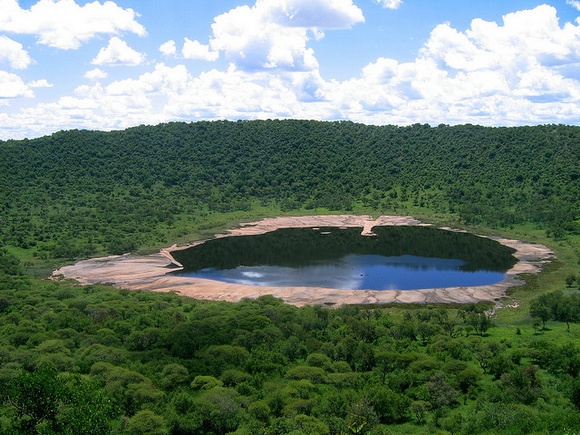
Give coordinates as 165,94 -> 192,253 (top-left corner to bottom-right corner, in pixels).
0,120 -> 579,434
1,121 -> 578,258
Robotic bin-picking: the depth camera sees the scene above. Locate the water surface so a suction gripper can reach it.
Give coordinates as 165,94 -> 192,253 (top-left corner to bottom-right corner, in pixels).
171,226 -> 517,290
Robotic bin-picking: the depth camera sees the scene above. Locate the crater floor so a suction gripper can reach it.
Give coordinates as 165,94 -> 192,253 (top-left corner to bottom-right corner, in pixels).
53,215 -> 554,306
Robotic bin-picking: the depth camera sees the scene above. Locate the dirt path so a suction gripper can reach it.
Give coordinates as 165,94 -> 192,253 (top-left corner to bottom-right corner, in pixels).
53,215 -> 555,307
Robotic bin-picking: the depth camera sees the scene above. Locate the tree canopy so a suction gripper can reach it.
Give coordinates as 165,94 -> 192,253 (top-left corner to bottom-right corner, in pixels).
0,120 -> 579,433
1,121 -> 578,256
0,269 -> 579,434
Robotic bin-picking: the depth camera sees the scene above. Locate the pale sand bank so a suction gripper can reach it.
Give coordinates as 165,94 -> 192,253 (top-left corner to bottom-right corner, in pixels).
53,215 -> 555,307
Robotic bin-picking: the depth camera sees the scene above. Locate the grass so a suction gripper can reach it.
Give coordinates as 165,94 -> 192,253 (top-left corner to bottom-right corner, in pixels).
4,245 -> 64,278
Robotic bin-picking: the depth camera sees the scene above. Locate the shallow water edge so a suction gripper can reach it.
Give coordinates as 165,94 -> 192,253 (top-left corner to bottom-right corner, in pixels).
53,215 -> 555,307
170,226 -> 517,290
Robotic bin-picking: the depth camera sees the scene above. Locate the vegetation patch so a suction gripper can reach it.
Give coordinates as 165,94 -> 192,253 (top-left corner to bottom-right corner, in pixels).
0,121 -> 578,433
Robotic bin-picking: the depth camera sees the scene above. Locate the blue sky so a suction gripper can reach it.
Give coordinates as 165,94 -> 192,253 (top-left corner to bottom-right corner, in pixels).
1,0 -> 579,139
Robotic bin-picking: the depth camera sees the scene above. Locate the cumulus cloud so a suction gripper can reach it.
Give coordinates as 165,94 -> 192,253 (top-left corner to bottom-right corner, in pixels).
260,0 -> 365,28
0,36 -> 32,69
209,0 -> 363,71
333,4 -> 580,125
2,4 -> 580,140
182,38 -> 219,61
159,40 -> 177,56
28,79 -> 52,88
566,1 -> 580,11
420,5 -> 580,94
92,37 -> 145,66
85,68 -> 108,80
375,0 -> 403,9
104,63 -> 189,96
0,71 -> 33,98
211,19 -> 580,124
160,67 -> 336,121
0,61 -> 336,138
0,0 -> 146,50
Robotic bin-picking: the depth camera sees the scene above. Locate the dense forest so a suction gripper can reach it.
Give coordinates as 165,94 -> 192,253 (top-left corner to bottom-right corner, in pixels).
0,120 -> 579,434
1,256 -> 580,434
0,121 -> 578,259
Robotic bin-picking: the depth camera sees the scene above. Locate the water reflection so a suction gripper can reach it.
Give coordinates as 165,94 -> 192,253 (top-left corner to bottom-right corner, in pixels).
171,227 -> 517,291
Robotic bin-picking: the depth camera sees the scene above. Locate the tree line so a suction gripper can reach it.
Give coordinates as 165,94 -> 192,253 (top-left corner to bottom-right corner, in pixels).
1,250 -> 579,434
0,121 -> 578,257
0,120 -> 579,433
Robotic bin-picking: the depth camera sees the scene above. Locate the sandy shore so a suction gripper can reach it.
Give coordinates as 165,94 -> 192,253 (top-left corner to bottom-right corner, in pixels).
53,215 -> 555,307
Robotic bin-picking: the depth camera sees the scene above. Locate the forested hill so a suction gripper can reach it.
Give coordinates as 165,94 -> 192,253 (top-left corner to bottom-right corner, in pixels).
0,120 -> 578,255
1,122 -> 580,434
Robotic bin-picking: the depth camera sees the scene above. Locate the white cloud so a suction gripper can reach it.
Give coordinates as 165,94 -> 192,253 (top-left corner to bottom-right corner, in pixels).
92,37 -> 145,66
159,40 -> 177,56
2,4 -> 580,140
375,0 -> 403,9
85,68 -> 108,80
419,5 -> 580,96
209,0 -> 363,71
0,36 -> 32,69
261,0 -> 365,29
424,24 -> 498,72
0,0 -> 146,50
28,79 -> 52,88
467,5 -> 580,66
0,62 -> 336,138
0,70 -> 33,98
567,1 -> 580,11
182,38 -> 219,61
362,57 -> 399,83
162,67 -> 333,120
332,5 -> 580,125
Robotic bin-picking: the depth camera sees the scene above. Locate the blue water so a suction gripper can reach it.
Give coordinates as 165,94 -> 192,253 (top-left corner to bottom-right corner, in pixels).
178,254 -> 506,290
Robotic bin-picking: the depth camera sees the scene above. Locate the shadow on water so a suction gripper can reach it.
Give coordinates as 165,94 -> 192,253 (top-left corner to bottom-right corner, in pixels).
170,226 -> 518,291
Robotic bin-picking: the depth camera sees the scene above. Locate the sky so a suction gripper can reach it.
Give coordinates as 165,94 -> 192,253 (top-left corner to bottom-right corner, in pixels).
0,0 -> 579,140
